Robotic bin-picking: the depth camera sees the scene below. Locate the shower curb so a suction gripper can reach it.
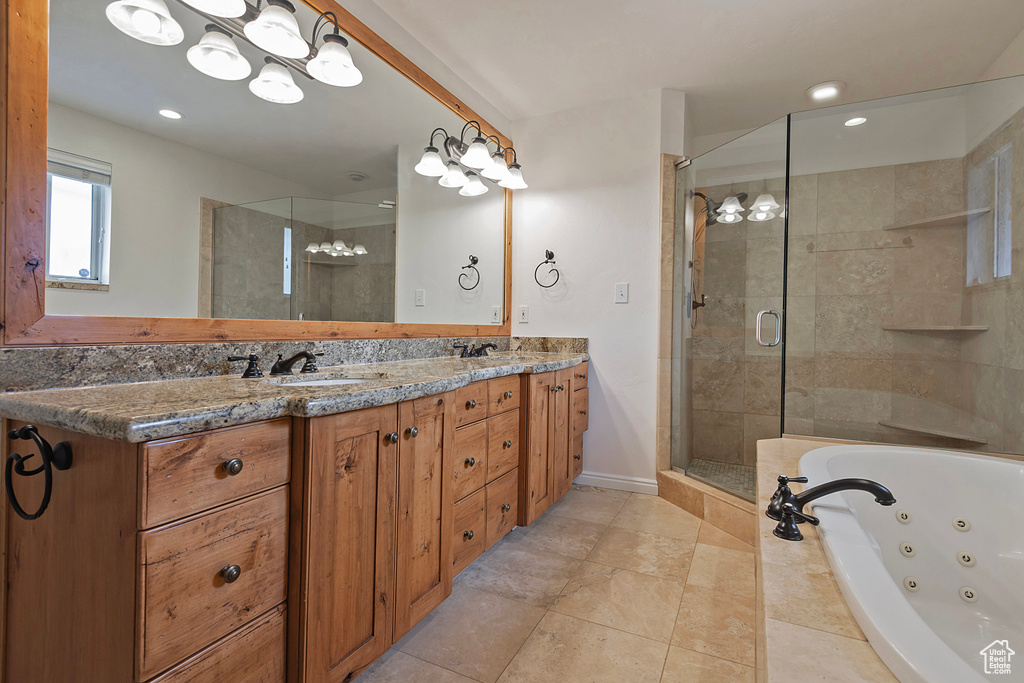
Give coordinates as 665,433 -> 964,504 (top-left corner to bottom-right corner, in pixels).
657,470 -> 756,545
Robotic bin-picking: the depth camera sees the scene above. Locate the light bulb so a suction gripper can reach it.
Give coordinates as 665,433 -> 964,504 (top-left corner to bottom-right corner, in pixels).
481,151 -> 510,181
459,171 -> 489,197
748,210 -> 776,222
178,0 -> 245,17
243,0 -> 309,59
187,26 -> 251,81
718,212 -> 743,224
353,244 -> 368,255
308,34 -> 363,87
806,81 -> 845,102
751,193 -> 780,212
342,247 -> 355,256
498,163 -> 528,190
106,0 -> 183,46
305,242 -> 319,253
438,161 -> 468,188
845,117 -> 867,127
460,136 -> 492,169
414,147 -> 447,177
333,240 -> 347,252
249,60 -> 303,104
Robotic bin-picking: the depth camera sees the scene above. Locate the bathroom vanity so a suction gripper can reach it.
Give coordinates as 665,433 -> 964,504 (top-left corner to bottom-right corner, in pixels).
0,353 -> 589,682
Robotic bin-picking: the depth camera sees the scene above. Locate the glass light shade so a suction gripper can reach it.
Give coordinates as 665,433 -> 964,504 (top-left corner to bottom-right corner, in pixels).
243,0 -> 309,59
747,210 -> 776,222
333,240 -> 347,251
352,244 -> 368,255
305,242 -> 319,253
308,34 -> 362,87
751,193 -> 780,212
460,137 -> 492,169
319,241 -> 333,252
438,161 -> 468,188
341,247 -> 355,256
329,250 -> 339,257
459,171 -> 489,197
718,196 -> 745,214
106,0 -> 184,46
249,61 -> 304,104
414,147 -> 447,177
178,0 -> 245,17
480,152 -> 510,181
718,212 -> 743,224
498,163 -> 528,190
187,28 -> 251,81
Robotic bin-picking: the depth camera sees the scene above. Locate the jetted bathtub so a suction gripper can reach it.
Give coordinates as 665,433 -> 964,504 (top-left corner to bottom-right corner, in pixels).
799,445 -> 1024,683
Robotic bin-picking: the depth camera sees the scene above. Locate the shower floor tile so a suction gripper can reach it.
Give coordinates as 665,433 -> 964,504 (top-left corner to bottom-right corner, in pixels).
687,459 -> 756,501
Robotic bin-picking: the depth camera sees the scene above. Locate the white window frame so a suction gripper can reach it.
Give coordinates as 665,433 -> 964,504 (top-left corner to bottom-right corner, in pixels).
45,148 -> 111,284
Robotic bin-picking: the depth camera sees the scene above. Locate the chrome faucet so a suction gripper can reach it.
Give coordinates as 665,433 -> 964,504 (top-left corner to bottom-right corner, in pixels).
766,474 -> 896,541
269,350 -> 322,376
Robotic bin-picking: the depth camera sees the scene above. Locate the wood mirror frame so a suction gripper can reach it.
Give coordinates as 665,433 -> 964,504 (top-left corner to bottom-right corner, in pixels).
0,0 -> 513,346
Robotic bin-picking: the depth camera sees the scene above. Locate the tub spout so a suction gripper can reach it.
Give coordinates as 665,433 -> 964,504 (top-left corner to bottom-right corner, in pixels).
766,474 -> 896,541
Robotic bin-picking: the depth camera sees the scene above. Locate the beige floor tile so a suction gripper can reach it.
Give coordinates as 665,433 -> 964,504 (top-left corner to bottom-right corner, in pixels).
509,511 -> 608,560
359,649 -> 476,683
672,585 -> 756,667
610,493 -> 702,541
547,485 -> 630,525
586,525 -> 695,582
697,523 -> 754,553
765,619 -> 898,682
395,585 -> 546,683
550,561 -> 684,642
685,543 -> 756,599
497,612 -> 668,683
661,646 -> 755,682
454,541 -> 581,608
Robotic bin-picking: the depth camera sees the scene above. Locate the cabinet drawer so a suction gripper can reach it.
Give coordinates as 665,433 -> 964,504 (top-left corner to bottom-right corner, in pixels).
486,469 -> 518,549
454,382 -> 488,427
572,362 -> 589,390
571,436 -> 583,480
487,375 -> 520,415
452,488 -> 486,575
452,420 -> 487,502
140,419 -> 291,528
573,387 -> 589,434
138,487 -> 288,680
147,604 -> 286,683
486,408 -> 519,483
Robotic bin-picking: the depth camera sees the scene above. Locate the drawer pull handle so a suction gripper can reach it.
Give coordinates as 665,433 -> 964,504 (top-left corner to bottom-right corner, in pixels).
220,564 -> 242,584
467,399 -> 477,409
386,432 -> 399,444
223,458 -> 244,476
574,454 -> 582,460
580,410 -> 587,415
503,440 -> 512,449
504,391 -> 513,399
464,530 -> 474,540
406,426 -> 419,438
465,457 -> 476,467
577,373 -> 587,379
502,503 -> 511,512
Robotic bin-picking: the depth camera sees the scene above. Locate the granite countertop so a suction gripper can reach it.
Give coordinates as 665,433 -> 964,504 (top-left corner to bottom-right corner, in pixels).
756,437 -> 898,683
0,352 -> 588,443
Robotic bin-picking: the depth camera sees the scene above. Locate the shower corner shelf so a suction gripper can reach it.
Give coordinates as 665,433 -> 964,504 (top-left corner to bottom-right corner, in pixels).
878,420 -> 988,444
882,325 -> 988,332
882,207 -> 990,231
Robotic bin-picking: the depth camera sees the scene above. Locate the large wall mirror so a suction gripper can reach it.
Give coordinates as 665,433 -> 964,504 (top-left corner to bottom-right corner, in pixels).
1,0 -> 512,344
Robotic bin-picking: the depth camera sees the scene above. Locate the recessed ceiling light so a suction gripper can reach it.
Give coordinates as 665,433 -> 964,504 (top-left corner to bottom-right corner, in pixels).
159,109 -> 183,119
845,116 -> 867,127
806,81 -> 845,102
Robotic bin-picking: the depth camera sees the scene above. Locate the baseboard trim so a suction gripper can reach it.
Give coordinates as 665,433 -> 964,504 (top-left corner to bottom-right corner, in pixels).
575,471 -> 659,495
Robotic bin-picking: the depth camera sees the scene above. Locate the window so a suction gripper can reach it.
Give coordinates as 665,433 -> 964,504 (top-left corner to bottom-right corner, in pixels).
46,149 -> 111,283
967,143 -> 1013,286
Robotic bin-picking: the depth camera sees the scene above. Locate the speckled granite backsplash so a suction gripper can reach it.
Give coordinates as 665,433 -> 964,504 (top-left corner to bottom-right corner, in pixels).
0,336 -> 587,393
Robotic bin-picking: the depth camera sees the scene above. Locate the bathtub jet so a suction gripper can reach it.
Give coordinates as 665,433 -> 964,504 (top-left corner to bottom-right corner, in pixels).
766,474 -> 896,541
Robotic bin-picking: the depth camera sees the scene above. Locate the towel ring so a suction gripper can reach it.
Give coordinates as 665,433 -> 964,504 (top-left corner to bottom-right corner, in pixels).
459,255 -> 480,291
534,250 -> 559,288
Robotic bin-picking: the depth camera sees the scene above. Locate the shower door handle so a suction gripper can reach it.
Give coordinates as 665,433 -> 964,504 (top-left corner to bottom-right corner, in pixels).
755,310 -> 781,347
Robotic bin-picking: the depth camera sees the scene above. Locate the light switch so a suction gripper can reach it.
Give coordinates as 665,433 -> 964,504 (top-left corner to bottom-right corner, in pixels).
518,305 -> 529,323
615,282 -> 629,303
415,289 -> 425,307
491,306 -> 502,323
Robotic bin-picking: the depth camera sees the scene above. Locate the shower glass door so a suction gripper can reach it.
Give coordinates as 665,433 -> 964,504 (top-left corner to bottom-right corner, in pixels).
672,117 -> 789,502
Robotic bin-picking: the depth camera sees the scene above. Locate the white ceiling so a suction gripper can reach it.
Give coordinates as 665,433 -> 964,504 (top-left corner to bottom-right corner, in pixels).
371,0 -> 1024,137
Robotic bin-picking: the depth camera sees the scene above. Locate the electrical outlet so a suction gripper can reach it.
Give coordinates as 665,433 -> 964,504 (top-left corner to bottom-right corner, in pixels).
518,305 -> 529,323
491,306 -> 502,323
415,289 -> 425,307
615,282 -> 629,303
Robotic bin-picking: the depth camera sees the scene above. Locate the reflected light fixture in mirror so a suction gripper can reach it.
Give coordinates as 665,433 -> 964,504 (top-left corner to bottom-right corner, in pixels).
498,162 -> 527,190
187,25 -> 251,80
751,193 -> 780,212
747,209 -> 776,222
353,244 -> 368,255
250,57 -> 304,103
439,160 -> 468,188
105,0 -> 184,46
178,0 -> 245,18
459,171 -> 488,197
414,146 -> 447,177
481,151 -> 510,181
461,136 -> 492,169
416,121 -> 527,192
243,0 -> 309,59
307,34 -> 362,87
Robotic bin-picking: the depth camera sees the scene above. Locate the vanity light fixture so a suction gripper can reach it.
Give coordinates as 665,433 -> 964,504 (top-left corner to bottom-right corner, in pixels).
751,193 -> 780,212
806,81 -> 845,102
244,0 -> 309,59
307,13 -> 363,87
718,196 -> 746,215
460,136 -> 492,169
718,212 -> 743,224
845,116 -> 867,127
481,150 -> 511,182
158,108 -> 183,119
747,209 -> 776,222
187,25 -> 251,81
332,240 -> 347,252
305,242 -> 319,253
105,0 -> 184,46
438,160 -> 468,188
319,241 -> 333,252
459,171 -> 489,197
178,0 -> 245,18
250,57 -> 304,104
415,122 -> 527,195
352,244 -> 368,255
498,162 -> 527,190
414,147 -> 447,177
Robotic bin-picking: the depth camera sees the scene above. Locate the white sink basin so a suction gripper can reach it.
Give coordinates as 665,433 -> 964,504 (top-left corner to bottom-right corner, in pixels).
283,378 -> 370,387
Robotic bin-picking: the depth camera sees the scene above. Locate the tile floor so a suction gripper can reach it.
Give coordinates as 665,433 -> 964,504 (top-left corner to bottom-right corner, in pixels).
360,485 -> 757,683
688,458 -> 757,502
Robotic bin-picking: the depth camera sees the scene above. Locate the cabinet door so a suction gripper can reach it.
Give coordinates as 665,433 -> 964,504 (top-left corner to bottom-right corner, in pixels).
394,392 -> 455,639
295,405 -> 398,683
571,387 -> 589,480
552,368 -> 574,501
521,371 -> 555,525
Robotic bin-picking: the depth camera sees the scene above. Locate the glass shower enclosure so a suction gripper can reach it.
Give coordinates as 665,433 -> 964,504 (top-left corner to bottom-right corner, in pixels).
673,73 -> 1024,502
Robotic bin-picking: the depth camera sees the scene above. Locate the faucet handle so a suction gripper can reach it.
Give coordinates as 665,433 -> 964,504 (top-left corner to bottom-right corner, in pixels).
228,354 -> 263,379
777,475 -> 807,486
301,352 -> 324,374
782,503 -> 819,526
